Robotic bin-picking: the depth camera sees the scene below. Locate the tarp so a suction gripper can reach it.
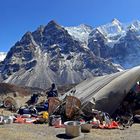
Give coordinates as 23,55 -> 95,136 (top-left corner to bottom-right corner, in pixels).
63,66 -> 140,115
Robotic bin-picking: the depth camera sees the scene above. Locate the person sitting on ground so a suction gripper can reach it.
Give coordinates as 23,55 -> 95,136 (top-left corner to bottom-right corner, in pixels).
47,83 -> 58,98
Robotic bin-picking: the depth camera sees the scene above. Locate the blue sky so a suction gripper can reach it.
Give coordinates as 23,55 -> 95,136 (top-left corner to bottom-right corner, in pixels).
0,0 -> 140,52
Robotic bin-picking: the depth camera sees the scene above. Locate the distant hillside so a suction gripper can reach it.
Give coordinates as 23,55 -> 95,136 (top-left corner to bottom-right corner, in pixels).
0,83 -> 44,97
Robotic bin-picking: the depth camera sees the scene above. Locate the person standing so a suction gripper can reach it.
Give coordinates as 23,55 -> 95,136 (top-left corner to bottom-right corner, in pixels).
47,83 -> 58,98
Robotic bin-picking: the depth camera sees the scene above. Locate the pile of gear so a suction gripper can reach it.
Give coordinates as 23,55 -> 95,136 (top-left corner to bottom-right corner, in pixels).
0,82 -> 140,133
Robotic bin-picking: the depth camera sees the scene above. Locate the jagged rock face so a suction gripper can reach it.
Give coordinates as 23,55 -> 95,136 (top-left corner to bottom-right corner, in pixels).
88,29 -> 111,58
0,52 -> 6,73
42,21 -> 85,54
111,28 -> 140,68
1,32 -> 37,80
112,29 -> 139,58
0,20 -> 119,89
65,24 -> 93,43
88,19 -> 140,68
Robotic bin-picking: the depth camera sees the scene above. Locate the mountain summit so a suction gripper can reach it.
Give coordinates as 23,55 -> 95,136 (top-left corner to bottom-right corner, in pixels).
0,20 -> 120,88
1,19 -> 140,88
111,18 -> 121,25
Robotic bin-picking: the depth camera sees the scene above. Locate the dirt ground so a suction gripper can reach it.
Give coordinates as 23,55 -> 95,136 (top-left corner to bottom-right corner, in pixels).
0,123 -> 140,140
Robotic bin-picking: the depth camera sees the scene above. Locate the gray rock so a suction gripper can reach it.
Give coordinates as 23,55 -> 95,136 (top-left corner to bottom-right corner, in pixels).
0,20 -> 122,89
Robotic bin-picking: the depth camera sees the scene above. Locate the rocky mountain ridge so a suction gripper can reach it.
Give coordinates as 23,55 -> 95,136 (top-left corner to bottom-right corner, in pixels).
66,18 -> 140,69
2,18 -> 140,88
0,20 -> 120,88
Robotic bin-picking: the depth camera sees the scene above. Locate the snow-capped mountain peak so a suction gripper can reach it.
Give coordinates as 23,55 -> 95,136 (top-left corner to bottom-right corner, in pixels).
65,24 -> 93,43
129,20 -> 140,31
128,24 -> 137,31
111,18 -> 121,26
97,19 -> 123,36
0,52 -> 7,62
